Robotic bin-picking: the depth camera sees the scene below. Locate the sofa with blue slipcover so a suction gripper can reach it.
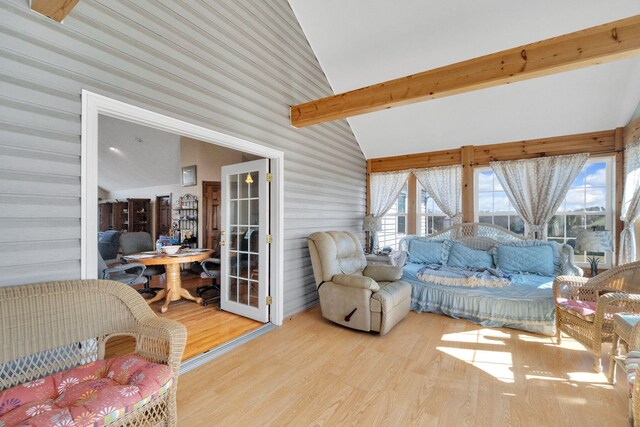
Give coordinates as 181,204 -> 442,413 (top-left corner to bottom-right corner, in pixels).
400,223 -> 582,335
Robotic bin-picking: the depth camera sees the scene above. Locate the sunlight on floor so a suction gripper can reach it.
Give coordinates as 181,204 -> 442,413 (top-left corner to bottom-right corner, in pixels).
437,346 -> 515,383
440,328 -> 510,345
567,371 -> 611,384
437,328 -> 614,387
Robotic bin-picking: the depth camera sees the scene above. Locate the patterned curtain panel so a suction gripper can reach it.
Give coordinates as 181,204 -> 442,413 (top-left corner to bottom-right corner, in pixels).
413,165 -> 463,223
369,171 -> 410,247
490,153 -> 588,239
620,139 -> 640,264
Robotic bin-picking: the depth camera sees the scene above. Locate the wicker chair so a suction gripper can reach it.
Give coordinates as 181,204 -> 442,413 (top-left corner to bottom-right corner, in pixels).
0,280 -> 187,426
554,260 -> 640,372
622,322 -> 640,426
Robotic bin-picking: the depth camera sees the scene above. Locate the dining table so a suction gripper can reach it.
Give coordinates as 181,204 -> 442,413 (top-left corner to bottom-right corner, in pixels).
124,248 -> 214,313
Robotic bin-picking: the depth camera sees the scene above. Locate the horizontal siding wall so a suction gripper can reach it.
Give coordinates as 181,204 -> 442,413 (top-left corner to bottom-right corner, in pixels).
0,0 -> 366,316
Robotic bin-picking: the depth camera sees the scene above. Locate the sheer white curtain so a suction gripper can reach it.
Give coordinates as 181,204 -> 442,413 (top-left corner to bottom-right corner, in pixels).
620,139 -> 640,264
490,154 -> 588,239
369,171 -> 410,248
413,165 -> 462,223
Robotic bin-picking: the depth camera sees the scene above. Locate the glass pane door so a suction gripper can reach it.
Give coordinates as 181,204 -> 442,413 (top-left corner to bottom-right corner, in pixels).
220,159 -> 269,322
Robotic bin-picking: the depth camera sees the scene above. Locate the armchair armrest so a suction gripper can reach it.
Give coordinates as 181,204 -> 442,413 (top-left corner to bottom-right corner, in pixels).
630,321 -> 640,350
137,316 -> 187,376
592,293 -> 640,332
597,292 -> 640,311
201,257 -> 221,277
103,262 -> 146,281
332,274 -> 380,292
553,275 -> 591,300
363,265 -> 403,282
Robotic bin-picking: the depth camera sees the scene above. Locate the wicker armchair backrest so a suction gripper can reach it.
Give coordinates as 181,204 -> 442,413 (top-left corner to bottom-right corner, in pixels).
0,280 -> 181,390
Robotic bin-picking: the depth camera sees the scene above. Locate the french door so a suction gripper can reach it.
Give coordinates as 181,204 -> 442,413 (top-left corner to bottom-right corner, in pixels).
220,159 -> 270,322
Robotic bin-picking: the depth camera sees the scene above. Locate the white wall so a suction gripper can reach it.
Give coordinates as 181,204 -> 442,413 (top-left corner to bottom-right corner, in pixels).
180,136 -> 247,247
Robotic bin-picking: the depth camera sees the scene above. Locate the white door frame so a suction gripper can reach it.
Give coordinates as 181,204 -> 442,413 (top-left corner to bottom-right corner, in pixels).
80,90 -> 285,326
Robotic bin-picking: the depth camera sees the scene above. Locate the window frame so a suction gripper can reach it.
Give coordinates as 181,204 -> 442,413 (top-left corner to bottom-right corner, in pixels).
473,167 -> 525,235
415,184 -> 450,236
377,184 -> 408,250
548,156 -> 614,269
473,157 -> 615,269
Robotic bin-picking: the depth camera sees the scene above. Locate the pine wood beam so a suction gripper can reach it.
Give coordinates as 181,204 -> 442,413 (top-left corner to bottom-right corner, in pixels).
407,174 -> 417,235
31,0 -> 80,22
291,15 -> 640,128
614,127 -> 624,259
623,117 -> 640,145
369,130 -> 616,172
461,146 -> 474,223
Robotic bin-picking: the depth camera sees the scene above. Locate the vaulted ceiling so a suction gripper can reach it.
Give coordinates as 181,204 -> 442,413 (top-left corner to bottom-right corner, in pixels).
288,0 -> 640,159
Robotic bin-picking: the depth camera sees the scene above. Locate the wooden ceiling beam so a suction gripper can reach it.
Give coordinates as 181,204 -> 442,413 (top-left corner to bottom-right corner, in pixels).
291,14 -> 640,128
31,0 -> 80,22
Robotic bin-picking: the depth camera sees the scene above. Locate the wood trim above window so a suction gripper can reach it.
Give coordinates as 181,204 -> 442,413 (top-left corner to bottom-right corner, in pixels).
369,130 -> 617,173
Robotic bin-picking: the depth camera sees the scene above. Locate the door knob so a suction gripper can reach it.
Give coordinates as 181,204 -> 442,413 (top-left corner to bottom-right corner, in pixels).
220,241 -> 225,246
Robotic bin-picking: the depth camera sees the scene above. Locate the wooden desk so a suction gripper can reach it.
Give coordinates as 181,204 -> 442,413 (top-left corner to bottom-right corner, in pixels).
126,250 -> 213,313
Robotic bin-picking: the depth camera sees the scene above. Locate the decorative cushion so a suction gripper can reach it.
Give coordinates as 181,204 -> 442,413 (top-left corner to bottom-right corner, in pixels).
444,241 -> 494,269
556,298 -> 597,322
0,355 -> 172,427
492,241 -> 560,276
407,239 -> 444,265
626,351 -> 640,391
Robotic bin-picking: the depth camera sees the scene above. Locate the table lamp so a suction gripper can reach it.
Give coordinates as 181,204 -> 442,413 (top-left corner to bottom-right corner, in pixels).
362,215 -> 380,254
575,228 -> 612,277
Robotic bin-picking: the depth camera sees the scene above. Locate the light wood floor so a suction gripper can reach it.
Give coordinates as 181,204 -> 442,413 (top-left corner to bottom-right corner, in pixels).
177,307 -> 629,426
106,272 -> 263,361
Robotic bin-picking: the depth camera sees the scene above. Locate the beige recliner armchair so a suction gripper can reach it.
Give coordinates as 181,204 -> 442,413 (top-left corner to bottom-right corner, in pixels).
307,231 -> 412,335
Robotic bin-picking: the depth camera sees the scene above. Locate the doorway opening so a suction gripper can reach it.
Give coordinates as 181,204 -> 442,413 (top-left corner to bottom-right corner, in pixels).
82,90 -> 284,361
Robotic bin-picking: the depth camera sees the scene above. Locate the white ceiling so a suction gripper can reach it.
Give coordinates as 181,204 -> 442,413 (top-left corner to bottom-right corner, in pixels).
98,115 -> 181,192
288,0 -> 640,159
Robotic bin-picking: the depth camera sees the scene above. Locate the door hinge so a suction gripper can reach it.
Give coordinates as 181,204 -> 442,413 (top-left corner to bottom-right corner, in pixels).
266,234 -> 273,244
266,295 -> 272,305
266,173 -> 273,182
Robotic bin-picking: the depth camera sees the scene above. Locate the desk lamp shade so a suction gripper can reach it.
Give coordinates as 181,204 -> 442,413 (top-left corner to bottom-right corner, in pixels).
363,215 -> 380,254
575,229 -> 612,276
363,215 -> 380,232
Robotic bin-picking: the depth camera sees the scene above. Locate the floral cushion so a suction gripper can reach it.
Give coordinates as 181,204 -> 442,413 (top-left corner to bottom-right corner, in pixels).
626,351 -> 640,392
0,354 -> 172,427
556,298 -> 597,322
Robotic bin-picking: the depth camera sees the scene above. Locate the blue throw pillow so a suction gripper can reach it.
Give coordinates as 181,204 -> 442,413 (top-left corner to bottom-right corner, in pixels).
445,241 -> 494,269
407,239 -> 444,264
493,242 -> 556,275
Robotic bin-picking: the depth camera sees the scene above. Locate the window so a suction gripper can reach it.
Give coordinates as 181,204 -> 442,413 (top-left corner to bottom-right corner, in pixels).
475,168 -> 525,235
474,158 -> 614,267
417,186 -> 450,236
377,184 -> 408,250
548,158 -> 613,267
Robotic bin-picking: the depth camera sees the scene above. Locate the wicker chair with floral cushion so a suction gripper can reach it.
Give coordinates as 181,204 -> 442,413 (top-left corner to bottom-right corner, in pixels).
554,260 -> 640,372
0,280 -> 186,427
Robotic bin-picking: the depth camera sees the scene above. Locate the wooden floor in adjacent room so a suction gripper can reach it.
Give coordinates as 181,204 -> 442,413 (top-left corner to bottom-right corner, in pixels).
177,307 -> 629,426
106,272 -> 263,361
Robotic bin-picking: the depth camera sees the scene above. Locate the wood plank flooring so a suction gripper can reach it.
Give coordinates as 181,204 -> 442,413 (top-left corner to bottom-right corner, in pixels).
105,272 -> 263,361
177,307 -> 629,426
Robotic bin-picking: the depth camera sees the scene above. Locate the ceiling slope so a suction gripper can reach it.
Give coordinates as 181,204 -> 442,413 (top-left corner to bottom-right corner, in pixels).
289,0 -> 640,158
